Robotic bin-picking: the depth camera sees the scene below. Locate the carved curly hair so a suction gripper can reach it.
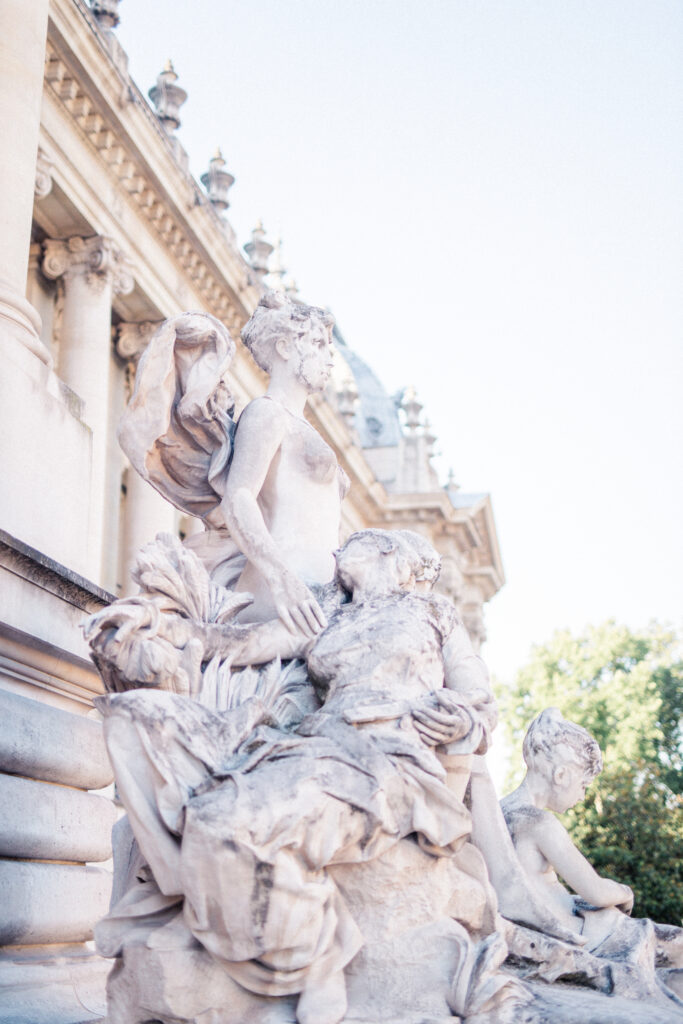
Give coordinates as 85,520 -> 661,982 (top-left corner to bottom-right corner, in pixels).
241,290 -> 335,374
523,707 -> 603,782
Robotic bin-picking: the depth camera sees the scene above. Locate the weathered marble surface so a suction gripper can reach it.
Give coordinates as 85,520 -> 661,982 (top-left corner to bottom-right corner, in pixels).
85,300 -> 682,1023
88,528 -> 517,1023
117,292 -> 345,628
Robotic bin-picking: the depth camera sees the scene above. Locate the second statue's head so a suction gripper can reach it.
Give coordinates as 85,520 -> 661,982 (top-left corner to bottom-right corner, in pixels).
334,529 -> 441,597
241,291 -> 335,394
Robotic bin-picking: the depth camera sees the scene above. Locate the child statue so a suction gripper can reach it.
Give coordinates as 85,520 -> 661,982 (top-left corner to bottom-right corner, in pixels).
501,708 -> 683,1002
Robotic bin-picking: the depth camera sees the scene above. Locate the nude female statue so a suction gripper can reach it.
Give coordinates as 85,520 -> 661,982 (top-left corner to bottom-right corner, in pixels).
118,291 -> 346,639
223,291 -> 345,635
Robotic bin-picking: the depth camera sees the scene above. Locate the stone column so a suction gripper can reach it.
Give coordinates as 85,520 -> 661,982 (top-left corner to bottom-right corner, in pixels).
42,237 -> 134,583
0,0 -> 51,365
115,321 -> 177,594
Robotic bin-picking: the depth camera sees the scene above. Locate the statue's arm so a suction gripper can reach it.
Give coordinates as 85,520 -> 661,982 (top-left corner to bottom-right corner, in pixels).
220,399 -> 325,637
199,617 -> 309,667
536,814 -> 633,911
438,620 -> 498,754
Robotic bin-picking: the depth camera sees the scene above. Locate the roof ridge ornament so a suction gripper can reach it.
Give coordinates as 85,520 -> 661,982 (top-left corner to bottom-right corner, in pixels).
201,149 -> 235,212
148,60 -> 188,133
243,221 -> 274,280
90,0 -> 121,30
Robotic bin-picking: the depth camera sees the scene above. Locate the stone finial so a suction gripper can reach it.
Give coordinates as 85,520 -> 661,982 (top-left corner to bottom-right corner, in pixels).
200,149 -> 235,212
423,418 -> 437,456
90,0 -> 122,29
446,468 -> 460,493
243,221 -> 274,279
400,386 -> 423,433
42,236 -> 134,296
115,321 -> 162,363
336,379 -> 359,429
148,60 -> 187,133
34,147 -> 54,200
265,237 -> 288,292
282,273 -> 299,298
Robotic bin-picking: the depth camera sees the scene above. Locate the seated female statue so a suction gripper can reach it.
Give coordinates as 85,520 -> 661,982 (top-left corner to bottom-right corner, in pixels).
94,529 -> 496,1024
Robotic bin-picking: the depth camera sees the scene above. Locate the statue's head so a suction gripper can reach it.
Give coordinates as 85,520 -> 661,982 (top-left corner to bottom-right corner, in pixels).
523,707 -> 603,813
334,529 -> 440,596
241,291 -> 335,393
394,530 -> 441,593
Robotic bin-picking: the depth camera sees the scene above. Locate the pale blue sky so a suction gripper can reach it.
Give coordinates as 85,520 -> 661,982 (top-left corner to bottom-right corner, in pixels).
116,1 -> 683,685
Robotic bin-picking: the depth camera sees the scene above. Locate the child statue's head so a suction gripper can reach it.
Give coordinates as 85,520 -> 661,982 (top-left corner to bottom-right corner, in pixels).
523,708 -> 603,813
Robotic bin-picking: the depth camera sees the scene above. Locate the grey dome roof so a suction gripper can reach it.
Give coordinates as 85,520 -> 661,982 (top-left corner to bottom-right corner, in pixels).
333,325 -> 401,449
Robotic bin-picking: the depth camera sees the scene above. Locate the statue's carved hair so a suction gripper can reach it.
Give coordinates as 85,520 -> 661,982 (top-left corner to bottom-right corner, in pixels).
523,707 -> 603,782
241,291 -> 335,374
340,529 -> 440,585
395,530 -> 441,584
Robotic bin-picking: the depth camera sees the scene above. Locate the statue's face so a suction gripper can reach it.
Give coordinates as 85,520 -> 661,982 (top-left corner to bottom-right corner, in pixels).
548,762 -> 589,814
291,320 -> 334,393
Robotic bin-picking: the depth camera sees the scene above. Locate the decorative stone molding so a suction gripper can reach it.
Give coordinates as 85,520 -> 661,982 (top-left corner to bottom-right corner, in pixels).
115,320 -> 161,362
34,146 -> 54,200
42,236 -> 134,296
148,60 -> 187,133
43,38 -> 250,333
200,149 -> 235,212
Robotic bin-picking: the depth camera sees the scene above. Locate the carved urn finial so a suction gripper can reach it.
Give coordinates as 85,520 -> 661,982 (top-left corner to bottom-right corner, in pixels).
148,60 -> 188,133
201,149 -> 235,212
266,238 -> 287,291
446,467 -> 460,492
282,273 -> 299,298
423,417 -> 438,456
400,386 -> 423,433
90,0 -> 121,29
244,221 -> 274,279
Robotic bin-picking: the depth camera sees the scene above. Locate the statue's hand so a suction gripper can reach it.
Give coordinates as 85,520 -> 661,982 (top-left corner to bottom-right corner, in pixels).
269,569 -> 327,639
411,692 -> 472,746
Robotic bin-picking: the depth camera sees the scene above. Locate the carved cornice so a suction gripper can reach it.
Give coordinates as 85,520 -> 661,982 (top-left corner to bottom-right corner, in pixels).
43,28 -> 253,335
42,235 -> 134,296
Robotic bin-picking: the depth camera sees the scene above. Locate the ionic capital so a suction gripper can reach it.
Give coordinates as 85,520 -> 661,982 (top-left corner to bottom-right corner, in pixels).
115,320 -> 162,363
42,236 -> 134,296
34,147 -> 54,200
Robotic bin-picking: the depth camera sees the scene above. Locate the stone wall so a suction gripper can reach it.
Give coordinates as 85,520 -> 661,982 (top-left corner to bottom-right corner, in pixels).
0,533 -> 114,1023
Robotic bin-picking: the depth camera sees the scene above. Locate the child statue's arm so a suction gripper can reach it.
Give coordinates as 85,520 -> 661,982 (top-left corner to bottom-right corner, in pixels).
535,814 -> 634,912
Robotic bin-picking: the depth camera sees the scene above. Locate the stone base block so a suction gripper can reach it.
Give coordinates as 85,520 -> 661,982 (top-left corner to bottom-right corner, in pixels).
0,944 -> 108,1024
106,944 -> 297,1024
0,860 -> 112,945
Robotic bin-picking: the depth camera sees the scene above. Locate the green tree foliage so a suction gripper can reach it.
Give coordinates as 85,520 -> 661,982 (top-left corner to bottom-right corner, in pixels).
499,622 -> 683,924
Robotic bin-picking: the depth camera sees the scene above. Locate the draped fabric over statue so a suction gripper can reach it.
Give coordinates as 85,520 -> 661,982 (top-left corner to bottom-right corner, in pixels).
118,312 -> 246,586
94,588 -> 493,999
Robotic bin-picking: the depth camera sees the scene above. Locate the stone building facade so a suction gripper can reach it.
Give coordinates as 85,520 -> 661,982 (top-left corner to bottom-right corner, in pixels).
0,1 -> 504,1020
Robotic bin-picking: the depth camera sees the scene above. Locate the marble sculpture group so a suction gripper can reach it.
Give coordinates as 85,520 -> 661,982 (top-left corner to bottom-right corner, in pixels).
85,292 -> 683,1023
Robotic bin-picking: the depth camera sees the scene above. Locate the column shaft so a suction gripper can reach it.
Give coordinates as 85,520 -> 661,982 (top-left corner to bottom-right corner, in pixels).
42,236 -> 134,583
0,0 -> 51,362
